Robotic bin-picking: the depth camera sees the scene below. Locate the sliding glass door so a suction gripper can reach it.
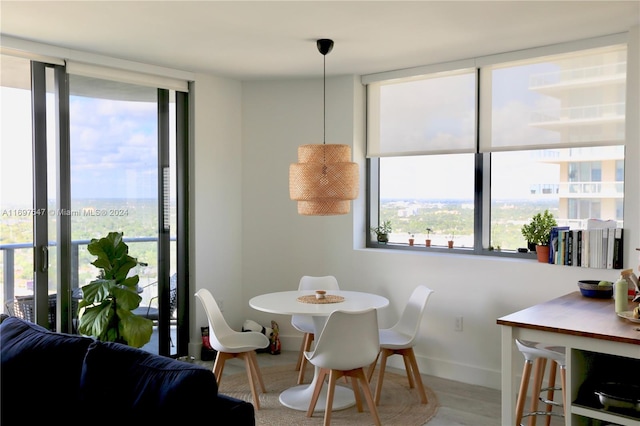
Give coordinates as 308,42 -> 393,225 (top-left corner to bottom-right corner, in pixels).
1,53 -> 188,357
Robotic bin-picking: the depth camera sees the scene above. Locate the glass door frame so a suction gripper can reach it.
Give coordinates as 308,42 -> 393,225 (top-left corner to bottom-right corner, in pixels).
26,60 -> 189,356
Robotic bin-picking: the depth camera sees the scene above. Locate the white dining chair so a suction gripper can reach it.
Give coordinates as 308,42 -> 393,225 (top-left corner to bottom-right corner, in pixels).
305,308 -> 381,426
292,275 -> 340,384
194,288 -> 270,409
367,285 -> 434,405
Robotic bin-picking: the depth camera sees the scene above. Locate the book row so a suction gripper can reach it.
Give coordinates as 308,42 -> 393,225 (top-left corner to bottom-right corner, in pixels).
548,226 -> 623,269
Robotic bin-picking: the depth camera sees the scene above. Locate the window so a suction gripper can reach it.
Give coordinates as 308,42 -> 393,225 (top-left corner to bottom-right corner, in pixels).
366,36 -> 627,257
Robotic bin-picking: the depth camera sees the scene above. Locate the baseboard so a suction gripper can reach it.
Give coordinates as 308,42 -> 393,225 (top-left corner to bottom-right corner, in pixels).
279,335 -> 502,391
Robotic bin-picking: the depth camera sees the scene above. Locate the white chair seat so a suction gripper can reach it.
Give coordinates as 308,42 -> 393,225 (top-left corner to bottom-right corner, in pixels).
516,340 -> 565,364
291,315 -> 314,334
378,329 -> 413,349
213,332 -> 269,353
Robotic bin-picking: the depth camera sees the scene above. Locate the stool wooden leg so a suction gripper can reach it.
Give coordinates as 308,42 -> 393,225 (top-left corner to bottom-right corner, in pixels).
560,365 -> 567,418
528,358 -> 547,426
544,361 -> 557,426
515,359 -> 532,426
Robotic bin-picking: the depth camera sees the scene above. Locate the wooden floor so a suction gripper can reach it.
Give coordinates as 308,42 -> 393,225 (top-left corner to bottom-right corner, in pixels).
217,349 -> 516,426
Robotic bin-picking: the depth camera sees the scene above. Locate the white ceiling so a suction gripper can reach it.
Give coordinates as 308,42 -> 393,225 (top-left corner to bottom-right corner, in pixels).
1,1 -> 639,81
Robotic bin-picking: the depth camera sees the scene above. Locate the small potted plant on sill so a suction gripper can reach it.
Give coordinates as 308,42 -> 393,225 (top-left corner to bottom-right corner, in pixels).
520,209 -> 557,263
408,232 -> 415,246
425,228 -> 433,247
371,220 -> 392,244
447,232 -> 455,249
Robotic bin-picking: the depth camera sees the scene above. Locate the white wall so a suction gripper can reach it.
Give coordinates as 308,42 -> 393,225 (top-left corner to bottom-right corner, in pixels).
191,28 -> 640,390
189,73 -> 245,355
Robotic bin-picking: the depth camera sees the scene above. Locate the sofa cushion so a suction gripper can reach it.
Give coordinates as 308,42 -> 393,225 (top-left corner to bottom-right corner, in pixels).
0,317 -> 94,425
79,340 -> 225,424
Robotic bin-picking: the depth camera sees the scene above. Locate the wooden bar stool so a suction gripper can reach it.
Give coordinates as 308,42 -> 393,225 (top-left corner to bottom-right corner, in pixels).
514,339 -> 566,426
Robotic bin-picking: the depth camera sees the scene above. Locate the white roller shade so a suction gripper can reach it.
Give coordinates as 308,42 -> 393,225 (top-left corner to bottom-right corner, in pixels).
367,69 -> 477,158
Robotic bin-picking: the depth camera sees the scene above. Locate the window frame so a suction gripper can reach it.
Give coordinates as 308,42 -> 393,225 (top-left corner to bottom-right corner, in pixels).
365,33 -> 629,260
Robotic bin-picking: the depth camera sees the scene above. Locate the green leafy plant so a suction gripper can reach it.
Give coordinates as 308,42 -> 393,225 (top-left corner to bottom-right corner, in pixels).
370,220 -> 392,236
77,232 -> 153,348
521,209 -> 558,246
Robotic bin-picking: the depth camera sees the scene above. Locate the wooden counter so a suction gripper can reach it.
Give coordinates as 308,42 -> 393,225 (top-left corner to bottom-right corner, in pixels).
497,291 -> 639,425
498,291 -> 640,345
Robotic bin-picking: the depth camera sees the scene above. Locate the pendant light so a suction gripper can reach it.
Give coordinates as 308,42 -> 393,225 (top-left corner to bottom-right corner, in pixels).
289,39 -> 359,216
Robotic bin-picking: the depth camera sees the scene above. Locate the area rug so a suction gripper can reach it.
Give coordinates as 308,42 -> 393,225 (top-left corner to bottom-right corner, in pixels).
218,364 -> 439,425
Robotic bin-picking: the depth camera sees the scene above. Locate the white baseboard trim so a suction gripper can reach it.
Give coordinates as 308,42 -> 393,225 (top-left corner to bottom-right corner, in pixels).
279,335 -> 502,391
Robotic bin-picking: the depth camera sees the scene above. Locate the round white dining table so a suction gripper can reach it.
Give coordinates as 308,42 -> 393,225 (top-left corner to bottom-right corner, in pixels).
249,290 -> 389,412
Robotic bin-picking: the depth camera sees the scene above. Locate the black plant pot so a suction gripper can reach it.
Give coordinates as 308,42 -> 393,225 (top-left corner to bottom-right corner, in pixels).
377,234 -> 389,244
527,242 -> 537,252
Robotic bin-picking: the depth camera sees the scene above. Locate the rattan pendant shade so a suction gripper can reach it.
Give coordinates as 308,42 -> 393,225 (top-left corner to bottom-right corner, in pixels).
289,39 -> 359,216
289,144 -> 359,215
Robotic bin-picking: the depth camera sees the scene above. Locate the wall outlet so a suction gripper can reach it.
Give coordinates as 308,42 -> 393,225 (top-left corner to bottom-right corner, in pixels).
455,316 -> 463,331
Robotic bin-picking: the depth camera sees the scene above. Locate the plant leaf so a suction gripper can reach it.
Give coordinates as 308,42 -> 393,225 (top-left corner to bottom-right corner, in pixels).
119,311 -> 153,348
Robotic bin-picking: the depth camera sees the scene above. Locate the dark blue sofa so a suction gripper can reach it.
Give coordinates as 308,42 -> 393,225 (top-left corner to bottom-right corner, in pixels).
0,316 -> 254,425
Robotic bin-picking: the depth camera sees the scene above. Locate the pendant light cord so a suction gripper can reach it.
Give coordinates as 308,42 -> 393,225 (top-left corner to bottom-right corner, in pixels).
323,52 -> 326,145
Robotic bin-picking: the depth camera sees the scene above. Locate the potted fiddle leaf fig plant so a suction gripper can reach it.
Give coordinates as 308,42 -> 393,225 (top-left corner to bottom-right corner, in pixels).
521,209 -> 558,262
77,231 -> 153,348
371,220 -> 392,243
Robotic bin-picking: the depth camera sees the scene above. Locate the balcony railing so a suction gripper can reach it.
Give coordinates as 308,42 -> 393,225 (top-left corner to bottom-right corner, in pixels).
1,236 -> 165,310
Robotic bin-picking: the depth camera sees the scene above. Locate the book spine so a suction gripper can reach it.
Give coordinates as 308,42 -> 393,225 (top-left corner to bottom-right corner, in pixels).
606,228 -> 615,269
549,227 -> 558,264
566,230 -> 573,266
613,228 -> 624,269
576,230 -> 582,267
583,230 -> 589,268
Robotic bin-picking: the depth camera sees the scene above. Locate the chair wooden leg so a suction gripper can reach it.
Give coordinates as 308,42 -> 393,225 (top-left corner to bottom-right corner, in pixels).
295,334 -> 305,371
355,368 -> 382,426
402,351 -> 415,388
296,332 -> 313,371
212,352 -> 232,386
367,351 -> 381,382
297,333 -> 314,384
405,348 -> 428,404
307,368 -> 328,417
528,358 -> 547,426
350,374 -> 364,412
324,370 -> 339,426
374,348 -> 391,405
242,352 -> 261,410
515,359 -> 533,426
248,350 -> 266,392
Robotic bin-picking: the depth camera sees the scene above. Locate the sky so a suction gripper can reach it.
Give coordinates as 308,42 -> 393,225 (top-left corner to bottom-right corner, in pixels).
1,84 -> 176,207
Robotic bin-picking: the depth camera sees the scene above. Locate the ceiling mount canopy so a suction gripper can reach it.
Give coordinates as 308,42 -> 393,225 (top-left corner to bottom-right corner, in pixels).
289,38 -> 359,216
316,38 -> 334,56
